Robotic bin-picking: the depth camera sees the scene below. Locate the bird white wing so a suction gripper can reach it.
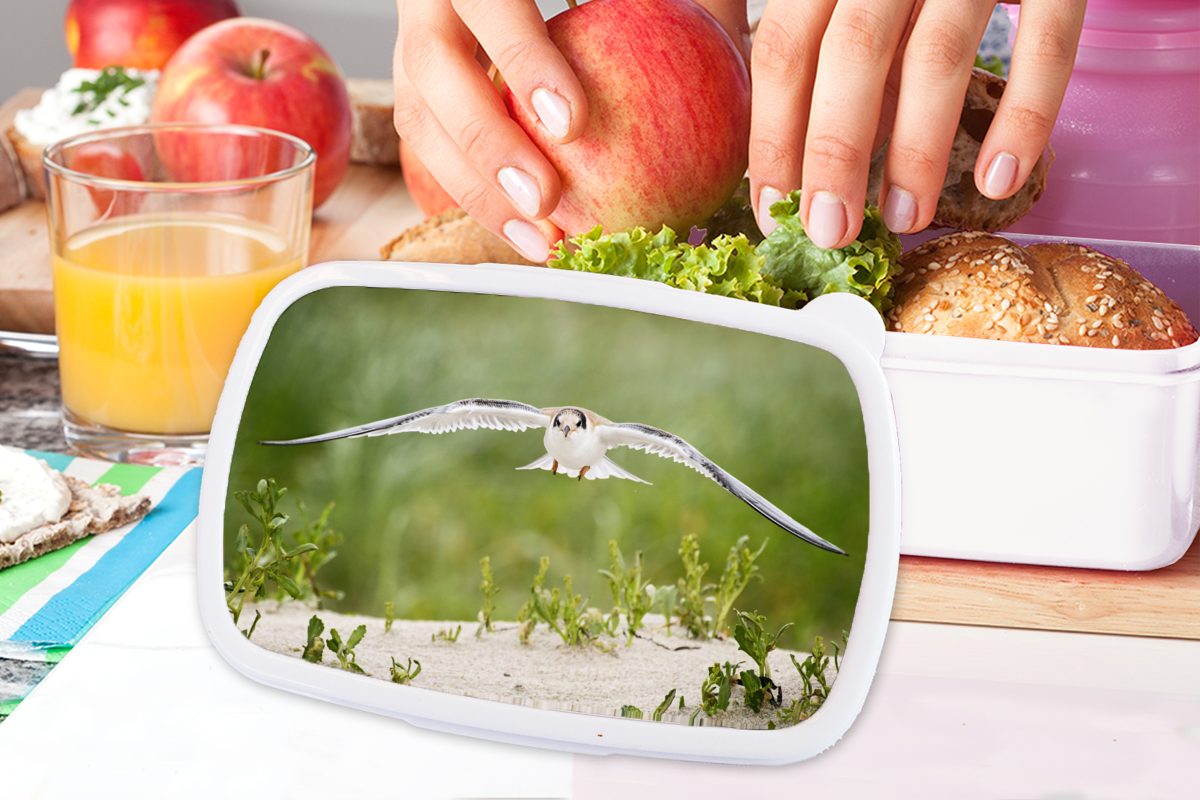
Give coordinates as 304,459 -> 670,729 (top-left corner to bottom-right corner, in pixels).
259,399 -> 549,446
598,422 -> 846,555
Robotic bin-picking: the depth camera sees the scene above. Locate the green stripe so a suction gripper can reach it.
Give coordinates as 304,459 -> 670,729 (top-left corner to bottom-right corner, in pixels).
1,698 -> 20,717
0,540 -> 89,616
95,463 -> 160,496
44,646 -> 70,663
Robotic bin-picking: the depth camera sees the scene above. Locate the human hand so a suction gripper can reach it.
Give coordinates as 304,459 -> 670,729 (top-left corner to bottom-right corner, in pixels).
392,0 -> 749,262
748,0 -> 1085,247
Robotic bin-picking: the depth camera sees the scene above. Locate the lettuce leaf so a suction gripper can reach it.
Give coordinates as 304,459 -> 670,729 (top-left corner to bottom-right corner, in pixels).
758,192 -> 902,312
549,226 -> 800,308
548,190 -> 900,313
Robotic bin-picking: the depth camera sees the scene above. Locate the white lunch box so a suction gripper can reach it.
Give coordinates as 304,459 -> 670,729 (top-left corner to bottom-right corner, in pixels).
884,233 -> 1200,570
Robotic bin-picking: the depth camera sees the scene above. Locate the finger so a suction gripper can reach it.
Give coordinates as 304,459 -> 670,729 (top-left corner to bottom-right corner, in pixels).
881,0 -> 994,233
400,1 -> 562,220
452,0 -> 588,142
802,0 -> 915,248
748,0 -> 836,237
393,80 -> 557,262
976,0 -> 1084,199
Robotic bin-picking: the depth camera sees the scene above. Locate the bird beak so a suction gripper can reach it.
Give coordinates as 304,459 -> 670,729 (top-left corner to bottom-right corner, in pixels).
561,426 -> 571,436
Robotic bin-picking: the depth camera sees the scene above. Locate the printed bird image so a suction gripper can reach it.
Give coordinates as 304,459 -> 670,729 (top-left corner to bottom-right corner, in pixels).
261,398 -> 844,555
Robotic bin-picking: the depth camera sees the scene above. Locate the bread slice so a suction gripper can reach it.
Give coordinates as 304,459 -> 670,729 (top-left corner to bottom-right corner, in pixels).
888,231 -> 1199,349
0,128 -> 26,212
5,126 -> 44,200
867,68 -> 1051,232
348,78 -> 400,167
381,208 -> 537,266
0,477 -> 152,570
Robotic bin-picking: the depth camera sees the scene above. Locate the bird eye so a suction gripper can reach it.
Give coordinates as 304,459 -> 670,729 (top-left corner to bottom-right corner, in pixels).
553,419 -> 560,428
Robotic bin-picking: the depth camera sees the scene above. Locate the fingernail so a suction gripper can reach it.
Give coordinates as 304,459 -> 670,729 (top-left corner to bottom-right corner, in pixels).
531,88 -> 571,139
757,186 -> 783,236
882,185 -> 917,232
807,191 -> 847,249
983,151 -> 1019,199
498,166 -> 541,218
503,218 -> 550,262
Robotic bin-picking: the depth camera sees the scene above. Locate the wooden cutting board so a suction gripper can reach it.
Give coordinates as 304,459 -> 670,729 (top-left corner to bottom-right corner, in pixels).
893,536 -> 1200,640
0,88 -> 421,335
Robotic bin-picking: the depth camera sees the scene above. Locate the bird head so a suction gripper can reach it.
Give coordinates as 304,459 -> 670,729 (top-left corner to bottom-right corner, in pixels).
552,409 -> 587,438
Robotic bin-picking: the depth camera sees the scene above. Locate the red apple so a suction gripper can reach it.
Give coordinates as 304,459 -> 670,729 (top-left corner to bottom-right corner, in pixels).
502,0 -> 749,235
66,0 -> 240,70
70,140 -> 146,214
399,139 -> 458,218
151,18 -> 351,208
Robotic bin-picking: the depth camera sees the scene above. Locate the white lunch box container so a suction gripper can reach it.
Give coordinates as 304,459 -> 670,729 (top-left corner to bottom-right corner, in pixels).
883,233 -> 1200,570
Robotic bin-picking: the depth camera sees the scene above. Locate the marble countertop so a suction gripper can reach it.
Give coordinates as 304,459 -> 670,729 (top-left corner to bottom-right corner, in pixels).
0,352 -> 63,452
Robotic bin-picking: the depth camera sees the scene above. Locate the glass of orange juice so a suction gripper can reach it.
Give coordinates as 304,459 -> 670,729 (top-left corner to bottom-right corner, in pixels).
44,123 -> 314,465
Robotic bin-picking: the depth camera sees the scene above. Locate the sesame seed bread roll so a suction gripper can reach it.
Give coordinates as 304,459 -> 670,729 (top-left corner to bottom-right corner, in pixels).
888,232 -> 1199,349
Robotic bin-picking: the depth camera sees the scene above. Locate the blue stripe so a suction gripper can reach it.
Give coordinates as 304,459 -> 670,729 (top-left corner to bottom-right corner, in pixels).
11,468 -> 202,646
28,451 -> 75,472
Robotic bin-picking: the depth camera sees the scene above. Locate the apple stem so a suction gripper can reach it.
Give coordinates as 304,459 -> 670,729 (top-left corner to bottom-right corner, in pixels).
251,48 -> 271,79
566,0 -> 577,7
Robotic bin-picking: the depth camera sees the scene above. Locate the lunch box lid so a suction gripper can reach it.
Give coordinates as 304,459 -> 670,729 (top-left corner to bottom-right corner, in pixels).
196,260 -> 904,765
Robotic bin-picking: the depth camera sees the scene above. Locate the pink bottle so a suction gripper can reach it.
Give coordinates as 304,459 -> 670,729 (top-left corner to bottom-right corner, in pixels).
1006,1 -> 1200,245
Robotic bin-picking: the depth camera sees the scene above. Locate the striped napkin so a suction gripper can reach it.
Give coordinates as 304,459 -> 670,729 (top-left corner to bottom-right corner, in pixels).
0,451 -> 201,716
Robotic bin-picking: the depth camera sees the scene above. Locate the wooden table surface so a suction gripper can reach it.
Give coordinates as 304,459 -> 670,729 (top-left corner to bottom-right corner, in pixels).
2,91 -> 1196,642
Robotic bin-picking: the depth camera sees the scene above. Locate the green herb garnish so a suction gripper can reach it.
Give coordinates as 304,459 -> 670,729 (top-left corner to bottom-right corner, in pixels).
71,67 -> 145,116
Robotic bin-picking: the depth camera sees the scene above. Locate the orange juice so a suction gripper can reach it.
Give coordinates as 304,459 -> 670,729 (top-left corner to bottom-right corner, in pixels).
53,214 -> 303,434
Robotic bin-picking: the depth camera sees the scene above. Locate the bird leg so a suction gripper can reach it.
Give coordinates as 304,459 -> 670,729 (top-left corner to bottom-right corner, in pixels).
578,465 -> 590,481
551,459 -> 559,475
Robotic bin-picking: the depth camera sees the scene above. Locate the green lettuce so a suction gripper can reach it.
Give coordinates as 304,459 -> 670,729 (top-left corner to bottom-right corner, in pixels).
758,191 -> 902,312
548,190 -> 901,313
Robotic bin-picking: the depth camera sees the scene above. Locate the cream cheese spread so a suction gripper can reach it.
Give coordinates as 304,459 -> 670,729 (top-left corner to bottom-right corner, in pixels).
0,446 -> 72,543
14,67 -> 158,147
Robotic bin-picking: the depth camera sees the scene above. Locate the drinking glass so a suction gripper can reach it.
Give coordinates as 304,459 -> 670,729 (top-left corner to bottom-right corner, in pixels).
44,123 -> 314,465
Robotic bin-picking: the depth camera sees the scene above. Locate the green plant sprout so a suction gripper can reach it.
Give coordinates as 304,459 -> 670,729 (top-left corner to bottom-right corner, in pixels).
477,556 -> 500,637
620,705 -> 643,719
739,669 -> 766,713
432,625 -> 462,643
384,601 -> 394,633
598,540 -> 653,645
302,615 -> 325,663
652,689 -> 678,722
772,634 -> 842,728
732,609 -> 792,680
225,479 -> 319,638
676,534 -> 712,638
390,657 -> 421,685
285,499 -> 344,605
520,556 -> 610,649
694,661 -> 740,723
326,624 -> 367,674
711,537 -> 767,637
647,583 -> 678,637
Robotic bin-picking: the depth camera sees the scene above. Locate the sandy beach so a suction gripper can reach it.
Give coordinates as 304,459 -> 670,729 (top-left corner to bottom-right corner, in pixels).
247,604 -> 834,730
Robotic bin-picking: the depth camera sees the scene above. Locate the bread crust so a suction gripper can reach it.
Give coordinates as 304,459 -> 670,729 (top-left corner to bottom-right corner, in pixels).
6,126 -> 44,200
347,78 -> 400,167
0,127 -> 26,211
888,231 -> 1199,349
380,208 -> 537,266
867,68 -> 1050,232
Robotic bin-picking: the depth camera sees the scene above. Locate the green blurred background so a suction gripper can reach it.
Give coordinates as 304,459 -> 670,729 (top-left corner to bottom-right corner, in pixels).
225,287 -> 869,648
